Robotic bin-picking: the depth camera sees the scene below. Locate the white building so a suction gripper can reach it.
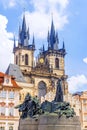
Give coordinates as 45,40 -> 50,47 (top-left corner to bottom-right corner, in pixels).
0,72 -> 22,130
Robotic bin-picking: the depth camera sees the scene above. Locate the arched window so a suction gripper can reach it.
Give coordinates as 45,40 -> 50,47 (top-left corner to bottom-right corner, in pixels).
38,81 -> 47,98
55,58 -> 59,68
16,55 -> 18,65
25,54 -> 28,65
9,126 -> 13,130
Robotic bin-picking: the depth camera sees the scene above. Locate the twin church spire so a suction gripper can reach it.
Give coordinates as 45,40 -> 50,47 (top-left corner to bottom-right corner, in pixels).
13,13 -> 65,54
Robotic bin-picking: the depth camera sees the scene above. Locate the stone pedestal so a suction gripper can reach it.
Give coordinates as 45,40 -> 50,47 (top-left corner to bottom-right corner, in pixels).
18,118 -> 38,130
19,115 -> 81,130
38,115 -> 81,130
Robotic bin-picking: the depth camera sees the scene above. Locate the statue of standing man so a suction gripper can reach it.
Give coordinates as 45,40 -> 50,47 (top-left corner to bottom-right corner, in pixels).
54,79 -> 63,102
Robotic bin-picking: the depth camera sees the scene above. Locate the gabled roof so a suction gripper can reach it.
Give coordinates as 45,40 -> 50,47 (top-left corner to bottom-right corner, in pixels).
73,91 -> 83,96
6,63 -> 26,83
0,72 -> 5,77
0,72 -> 21,89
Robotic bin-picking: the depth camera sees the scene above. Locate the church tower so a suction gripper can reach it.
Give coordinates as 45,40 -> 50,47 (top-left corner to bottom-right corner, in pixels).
39,19 -> 66,76
37,19 -> 68,95
13,14 -> 35,72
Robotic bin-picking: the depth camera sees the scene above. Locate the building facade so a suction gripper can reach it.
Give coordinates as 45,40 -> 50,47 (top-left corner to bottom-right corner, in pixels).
6,14 -> 68,103
79,91 -> 87,129
66,91 -> 87,130
0,72 -> 21,130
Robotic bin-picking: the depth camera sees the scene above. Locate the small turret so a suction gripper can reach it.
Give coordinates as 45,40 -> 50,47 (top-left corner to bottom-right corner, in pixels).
43,44 -> 45,52
62,40 -> 66,57
32,34 -> 35,50
54,32 -> 59,50
47,30 -> 51,50
18,24 -> 21,45
62,40 -> 65,50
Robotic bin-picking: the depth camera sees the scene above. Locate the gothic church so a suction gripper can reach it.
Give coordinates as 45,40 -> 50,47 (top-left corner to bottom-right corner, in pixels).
6,14 -> 68,101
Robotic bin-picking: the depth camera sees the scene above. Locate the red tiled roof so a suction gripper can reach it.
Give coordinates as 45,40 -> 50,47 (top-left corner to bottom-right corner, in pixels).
0,72 -> 21,89
0,72 -> 5,77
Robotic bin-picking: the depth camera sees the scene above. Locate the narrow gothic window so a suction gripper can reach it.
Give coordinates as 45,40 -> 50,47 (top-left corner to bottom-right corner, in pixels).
25,54 -> 28,65
16,55 -> 18,65
55,58 -> 59,68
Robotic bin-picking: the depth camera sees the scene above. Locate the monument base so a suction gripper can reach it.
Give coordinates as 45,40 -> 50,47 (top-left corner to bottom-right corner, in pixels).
18,117 -> 38,130
18,115 -> 81,130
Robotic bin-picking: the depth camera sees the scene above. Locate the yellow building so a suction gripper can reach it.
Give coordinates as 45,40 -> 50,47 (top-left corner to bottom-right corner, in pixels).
0,72 -> 21,130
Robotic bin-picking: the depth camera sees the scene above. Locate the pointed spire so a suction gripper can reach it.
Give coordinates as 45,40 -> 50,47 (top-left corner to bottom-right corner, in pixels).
50,18 -> 55,36
32,34 -> 35,50
47,30 -> 51,50
43,44 -> 45,52
22,13 -> 26,32
51,12 -> 54,32
13,34 -> 16,53
20,12 -> 30,47
62,40 -> 65,50
49,15 -> 56,49
53,32 -> 59,50
62,40 -> 66,57
56,32 -> 59,44
32,34 -> 35,45
18,24 -> 21,44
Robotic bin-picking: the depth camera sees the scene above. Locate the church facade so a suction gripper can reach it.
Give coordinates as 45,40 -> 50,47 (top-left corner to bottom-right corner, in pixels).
7,14 -> 68,102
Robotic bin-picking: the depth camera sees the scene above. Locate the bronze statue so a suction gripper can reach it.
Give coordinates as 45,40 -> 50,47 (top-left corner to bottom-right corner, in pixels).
16,78 -> 75,119
16,93 -> 41,118
54,79 -> 63,102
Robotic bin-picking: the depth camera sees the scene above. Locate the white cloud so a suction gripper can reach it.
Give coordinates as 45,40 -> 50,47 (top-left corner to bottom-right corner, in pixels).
0,0 -> 69,10
0,0 -> 69,72
83,57 -> 87,64
22,0 -> 69,39
0,0 -> 27,8
68,75 -> 87,93
25,12 -> 68,39
0,0 -> 69,39
0,14 -> 14,72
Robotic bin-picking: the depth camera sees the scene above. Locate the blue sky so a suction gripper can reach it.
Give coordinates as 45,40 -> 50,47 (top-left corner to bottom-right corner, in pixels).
0,0 -> 87,93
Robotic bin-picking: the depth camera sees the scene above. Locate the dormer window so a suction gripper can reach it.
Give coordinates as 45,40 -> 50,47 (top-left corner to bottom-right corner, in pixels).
6,78 -> 9,84
3,76 -> 13,86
